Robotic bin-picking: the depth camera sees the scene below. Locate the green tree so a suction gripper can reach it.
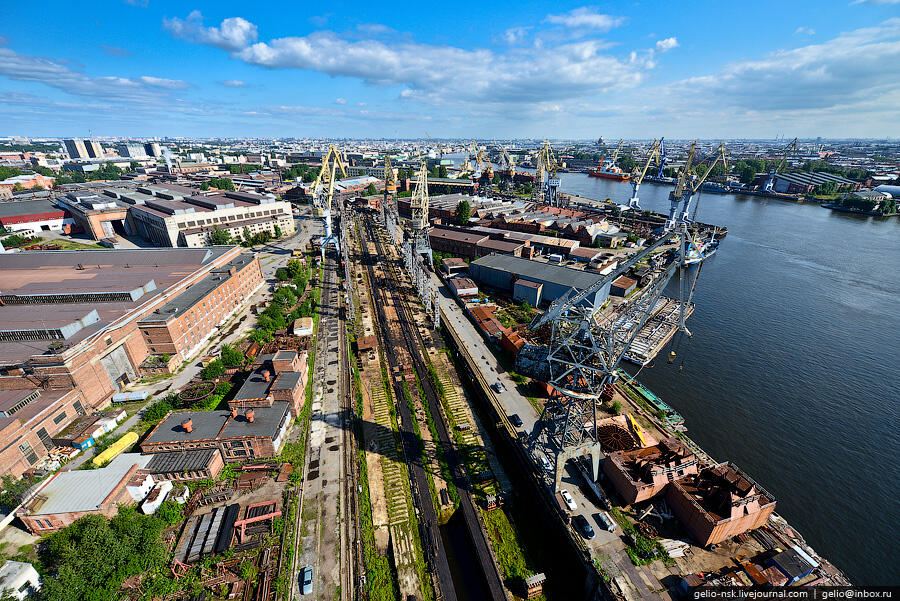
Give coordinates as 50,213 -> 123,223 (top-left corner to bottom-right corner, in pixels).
220,344 -> 245,368
616,154 -> 637,173
365,183 -> 377,195
243,226 -> 251,242
201,359 -> 226,380
274,225 -> 282,238
200,181 -> 210,191
208,226 -> 231,245
438,165 -> 448,178
456,199 -> 471,225
275,267 -> 290,281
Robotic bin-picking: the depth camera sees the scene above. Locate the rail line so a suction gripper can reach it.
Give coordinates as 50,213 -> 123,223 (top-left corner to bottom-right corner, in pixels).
359,213 -> 506,601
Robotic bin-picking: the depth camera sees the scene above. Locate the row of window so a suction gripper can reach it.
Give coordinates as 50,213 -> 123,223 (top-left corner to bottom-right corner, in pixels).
182,208 -> 284,229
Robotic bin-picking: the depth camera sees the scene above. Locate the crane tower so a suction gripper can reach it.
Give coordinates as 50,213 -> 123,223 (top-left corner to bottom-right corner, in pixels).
310,145 -> 348,259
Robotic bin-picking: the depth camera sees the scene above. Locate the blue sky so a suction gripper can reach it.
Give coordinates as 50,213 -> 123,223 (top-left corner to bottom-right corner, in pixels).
2,0 -> 899,139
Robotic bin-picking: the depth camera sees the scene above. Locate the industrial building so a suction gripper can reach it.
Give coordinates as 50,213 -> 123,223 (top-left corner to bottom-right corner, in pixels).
470,254 -> 610,309
447,276 -> 479,299
771,172 -> 859,195
603,438 -> 699,504
0,199 -> 73,236
0,560 -> 41,599
666,462 -> 776,547
140,402 -> 292,462
103,184 -> 295,247
0,247 -> 263,478
17,452 -> 156,533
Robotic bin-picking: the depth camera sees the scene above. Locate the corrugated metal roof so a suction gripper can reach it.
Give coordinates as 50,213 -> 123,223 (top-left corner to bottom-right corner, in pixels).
26,453 -> 151,515
473,254 -> 602,291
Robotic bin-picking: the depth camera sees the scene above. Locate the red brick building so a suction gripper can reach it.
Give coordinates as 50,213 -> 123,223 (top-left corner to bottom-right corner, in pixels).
0,247 -> 264,478
666,462 -> 776,547
603,438 -> 699,504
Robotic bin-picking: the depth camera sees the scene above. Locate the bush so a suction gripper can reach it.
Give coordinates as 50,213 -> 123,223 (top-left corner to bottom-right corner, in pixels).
610,400 -> 622,415
220,344 -> 244,368
201,359 -> 226,380
142,398 -> 174,423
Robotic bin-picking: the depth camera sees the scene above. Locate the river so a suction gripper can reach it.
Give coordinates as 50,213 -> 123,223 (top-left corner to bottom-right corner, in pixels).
553,172 -> 900,585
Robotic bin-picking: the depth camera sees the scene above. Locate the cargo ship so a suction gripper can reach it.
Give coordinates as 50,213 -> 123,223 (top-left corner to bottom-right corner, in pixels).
588,159 -> 630,181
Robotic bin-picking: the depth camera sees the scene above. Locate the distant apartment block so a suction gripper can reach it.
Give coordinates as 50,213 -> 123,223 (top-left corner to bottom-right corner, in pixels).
63,138 -> 89,160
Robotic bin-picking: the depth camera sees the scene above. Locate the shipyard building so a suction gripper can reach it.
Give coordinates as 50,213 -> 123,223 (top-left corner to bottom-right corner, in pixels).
0,247 -> 263,478
470,254 -> 610,309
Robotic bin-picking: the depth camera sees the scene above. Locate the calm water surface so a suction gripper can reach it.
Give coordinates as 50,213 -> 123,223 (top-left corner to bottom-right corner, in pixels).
553,172 -> 900,585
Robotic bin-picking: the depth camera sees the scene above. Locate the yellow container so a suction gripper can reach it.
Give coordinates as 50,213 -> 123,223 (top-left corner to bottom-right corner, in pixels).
92,431 -> 138,466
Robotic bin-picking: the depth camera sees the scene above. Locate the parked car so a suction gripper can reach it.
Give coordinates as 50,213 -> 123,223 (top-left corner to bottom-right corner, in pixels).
560,489 -> 577,511
492,380 -> 505,393
509,413 -> 523,428
538,454 -> 553,472
573,514 -> 595,539
594,511 -> 616,532
300,566 -> 313,595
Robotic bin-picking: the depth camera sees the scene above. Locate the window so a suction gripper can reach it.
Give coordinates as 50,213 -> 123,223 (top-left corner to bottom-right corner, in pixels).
105,337 -> 112,346
73,401 -> 85,416
53,411 -> 67,425
36,427 -> 53,450
19,441 -> 38,465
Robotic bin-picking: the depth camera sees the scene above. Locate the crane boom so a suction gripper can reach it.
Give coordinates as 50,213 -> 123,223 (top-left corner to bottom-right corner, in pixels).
628,138 -> 662,209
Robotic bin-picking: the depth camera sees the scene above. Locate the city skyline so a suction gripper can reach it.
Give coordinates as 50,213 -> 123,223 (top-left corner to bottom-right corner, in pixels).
2,0 -> 900,138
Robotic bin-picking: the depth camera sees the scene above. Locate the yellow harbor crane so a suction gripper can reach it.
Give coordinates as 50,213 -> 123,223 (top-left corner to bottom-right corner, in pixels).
533,140 -> 560,205
310,144 -> 348,257
627,139 -> 663,210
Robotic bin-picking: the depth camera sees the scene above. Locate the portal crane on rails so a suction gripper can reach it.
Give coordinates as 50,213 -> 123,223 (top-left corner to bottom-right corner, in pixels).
497,147 -> 516,192
627,138 -> 663,210
533,140 -> 561,206
528,142 -> 718,491
762,137 -> 799,192
382,153 -> 399,238
310,144 -> 348,259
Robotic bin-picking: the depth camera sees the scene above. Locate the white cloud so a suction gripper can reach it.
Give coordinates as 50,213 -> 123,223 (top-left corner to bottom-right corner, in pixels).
655,37 -> 679,52
163,10 -> 258,51
165,13 -> 658,106
502,26 -> 530,44
0,47 -> 186,103
544,7 -> 625,32
221,79 -> 247,87
852,0 -> 900,4
335,97 -> 347,104
670,18 -> 900,111
794,26 -> 816,35
140,75 -> 191,89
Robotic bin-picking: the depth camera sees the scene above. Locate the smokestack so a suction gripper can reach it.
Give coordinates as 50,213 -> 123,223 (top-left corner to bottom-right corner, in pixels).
181,419 -> 193,433
246,410 -> 255,423
262,369 -> 271,382
231,407 -> 237,419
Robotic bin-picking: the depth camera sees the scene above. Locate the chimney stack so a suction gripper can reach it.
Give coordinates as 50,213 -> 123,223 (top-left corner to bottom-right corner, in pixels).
246,409 -> 255,423
181,419 -> 193,433
262,369 -> 271,382
231,407 -> 237,419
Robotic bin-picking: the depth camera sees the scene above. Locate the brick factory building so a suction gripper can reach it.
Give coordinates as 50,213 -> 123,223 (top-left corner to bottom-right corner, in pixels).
0,247 -> 264,478
0,199 -> 74,236
603,438 -> 700,504
666,462 -> 776,547
139,349 -> 306,462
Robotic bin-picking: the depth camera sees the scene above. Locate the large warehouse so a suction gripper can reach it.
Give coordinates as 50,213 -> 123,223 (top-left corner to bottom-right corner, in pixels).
0,247 -> 264,478
470,254 -> 610,308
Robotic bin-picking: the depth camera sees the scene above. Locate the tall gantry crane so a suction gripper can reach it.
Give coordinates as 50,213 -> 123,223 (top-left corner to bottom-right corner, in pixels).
310,144 -> 348,258
528,142 -> 721,491
627,138 -> 663,210
382,153 -> 399,238
533,140 -> 561,206
409,158 -> 432,262
497,147 -> 516,192
762,137 -> 799,192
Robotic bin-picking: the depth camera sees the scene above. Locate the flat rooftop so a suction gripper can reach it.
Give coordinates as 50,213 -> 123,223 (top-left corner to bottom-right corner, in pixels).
473,254 -> 604,291
143,401 -> 290,445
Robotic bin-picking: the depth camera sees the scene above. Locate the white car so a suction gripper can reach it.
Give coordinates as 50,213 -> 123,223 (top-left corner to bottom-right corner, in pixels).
539,455 -> 553,472
560,489 -> 577,511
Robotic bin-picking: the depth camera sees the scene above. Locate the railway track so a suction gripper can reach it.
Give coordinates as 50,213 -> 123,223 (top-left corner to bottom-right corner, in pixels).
358,213 -> 506,601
